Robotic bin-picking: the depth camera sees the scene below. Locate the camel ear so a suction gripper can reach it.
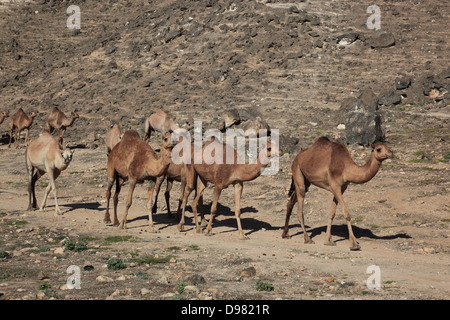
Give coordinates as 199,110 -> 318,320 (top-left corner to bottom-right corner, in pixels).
370,142 -> 375,149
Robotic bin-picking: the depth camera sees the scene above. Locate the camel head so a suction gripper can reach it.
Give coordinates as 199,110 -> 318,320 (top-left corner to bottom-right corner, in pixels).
61,149 -> 74,165
182,120 -> 193,131
371,142 -> 393,161
71,111 -> 80,119
259,141 -> 281,165
161,130 -> 176,151
29,111 -> 36,118
1,111 -> 7,117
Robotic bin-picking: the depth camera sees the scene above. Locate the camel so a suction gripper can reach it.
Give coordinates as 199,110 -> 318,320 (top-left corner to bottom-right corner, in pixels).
105,123 -> 122,155
281,136 -> 393,250
46,107 -> 79,145
151,159 -> 188,219
144,109 -> 193,142
178,137 -> 279,240
0,111 -> 7,125
25,131 -> 74,215
8,108 -> 36,148
151,133 -> 204,220
103,130 -> 175,232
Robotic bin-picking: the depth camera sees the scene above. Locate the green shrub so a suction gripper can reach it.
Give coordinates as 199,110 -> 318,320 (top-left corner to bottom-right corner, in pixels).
256,279 -> 274,292
107,257 -> 126,270
64,238 -> 87,252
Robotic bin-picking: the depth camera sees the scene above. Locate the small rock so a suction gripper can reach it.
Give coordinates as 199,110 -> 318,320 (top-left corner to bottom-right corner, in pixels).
54,247 -> 64,255
370,31 -> 395,48
141,288 -> 151,296
183,285 -> 200,296
96,275 -> 114,283
395,76 -> 411,90
240,266 -> 256,278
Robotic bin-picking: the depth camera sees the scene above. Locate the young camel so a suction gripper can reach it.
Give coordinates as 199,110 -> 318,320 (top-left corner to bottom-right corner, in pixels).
8,108 -> 36,148
281,136 -> 393,250
0,111 -> 7,125
103,130 -> 175,232
105,123 -> 122,155
46,107 -> 79,145
25,131 -> 74,215
144,109 -> 192,142
178,137 -> 279,240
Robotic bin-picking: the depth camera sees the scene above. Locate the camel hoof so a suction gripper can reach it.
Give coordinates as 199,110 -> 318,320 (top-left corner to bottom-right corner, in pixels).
350,243 -> 361,251
324,241 -> 336,246
150,227 -> 160,233
281,232 -> 290,239
177,224 -> 184,232
305,239 -> 315,244
239,235 -> 249,240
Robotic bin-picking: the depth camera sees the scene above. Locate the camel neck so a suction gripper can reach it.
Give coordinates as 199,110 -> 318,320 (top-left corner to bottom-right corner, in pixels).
145,147 -> 171,177
237,156 -> 268,182
346,153 -> 382,184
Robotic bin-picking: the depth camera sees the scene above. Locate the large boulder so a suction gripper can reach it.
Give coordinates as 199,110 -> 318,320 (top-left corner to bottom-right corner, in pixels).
344,89 -> 385,146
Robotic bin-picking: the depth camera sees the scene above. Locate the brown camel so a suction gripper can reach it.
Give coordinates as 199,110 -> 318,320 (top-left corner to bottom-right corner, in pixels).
103,130 -> 175,232
178,137 -> 279,239
281,136 -> 393,250
105,123 -> 122,155
25,131 -> 74,215
46,107 -> 79,145
151,153 -> 188,219
144,109 -> 192,142
8,108 -> 36,148
0,111 -> 7,125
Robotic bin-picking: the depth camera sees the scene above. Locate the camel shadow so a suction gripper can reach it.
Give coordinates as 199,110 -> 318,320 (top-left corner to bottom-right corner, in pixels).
288,223 -> 412,242
60,201 -> 103,214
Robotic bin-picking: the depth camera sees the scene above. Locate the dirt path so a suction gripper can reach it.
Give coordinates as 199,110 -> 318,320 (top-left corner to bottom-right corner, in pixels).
0,144 -> 448,300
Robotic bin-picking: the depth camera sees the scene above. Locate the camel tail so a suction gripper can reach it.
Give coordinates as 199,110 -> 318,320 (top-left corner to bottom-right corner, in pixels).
288,177 -> 295,198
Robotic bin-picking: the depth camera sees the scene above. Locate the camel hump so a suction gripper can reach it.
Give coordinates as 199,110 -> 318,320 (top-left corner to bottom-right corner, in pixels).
122,130 -> 141,140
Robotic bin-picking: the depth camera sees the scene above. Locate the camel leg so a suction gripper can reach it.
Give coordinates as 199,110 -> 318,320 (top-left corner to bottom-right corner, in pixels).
48,170 -> 62,215
191,179 -> 206,233
289,170 -> 313,244
324,198 -> 338,246
40,184 -> 52,212
60,128 -> 65,146
15,129 -> 21,149
175,178 -> 186,221
178,166 -> 195,232
205,185 -> 222,237
104,165 -> 116,225
104,179 -> 113,224
329,184 -> 359,250
164,178 -> 175,219
120,180 -> 136,229
27,167 -> 39,211
112,177 -> 123,227
234,182 -> 247,240
146,179 -> 159,233
281,191 -> 297,239
152,175 -> 164,214
198,194 -> 206,227
8,127 -> 14,148
24,128 -> 30,146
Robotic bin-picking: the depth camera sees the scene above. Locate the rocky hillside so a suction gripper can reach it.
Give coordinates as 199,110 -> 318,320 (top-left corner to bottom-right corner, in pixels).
0,0 -> 448,150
